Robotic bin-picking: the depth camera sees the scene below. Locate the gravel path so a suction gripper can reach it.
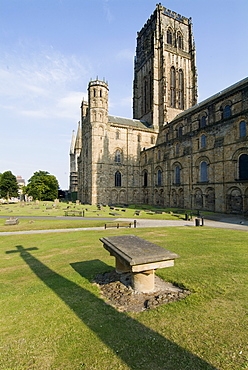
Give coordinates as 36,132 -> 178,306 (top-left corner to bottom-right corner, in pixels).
94,270 -> 190,312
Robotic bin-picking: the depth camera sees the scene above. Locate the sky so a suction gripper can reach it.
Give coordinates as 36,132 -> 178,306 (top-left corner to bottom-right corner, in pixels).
0,0 -> 247,190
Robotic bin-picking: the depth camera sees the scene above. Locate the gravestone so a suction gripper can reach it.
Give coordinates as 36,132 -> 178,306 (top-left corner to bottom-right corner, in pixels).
100,235 -> 179,293
5,217 -> 19,225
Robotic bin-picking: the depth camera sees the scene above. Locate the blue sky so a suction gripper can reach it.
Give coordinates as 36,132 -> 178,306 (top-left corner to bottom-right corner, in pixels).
0,0 -> 247,189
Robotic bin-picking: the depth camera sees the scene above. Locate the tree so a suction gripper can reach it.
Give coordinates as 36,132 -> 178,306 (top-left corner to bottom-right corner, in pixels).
26,171 -> 59,201
0,171 -> 19,199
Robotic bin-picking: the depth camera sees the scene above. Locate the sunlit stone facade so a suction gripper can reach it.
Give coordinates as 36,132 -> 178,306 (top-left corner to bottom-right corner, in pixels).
70,4 -> 248,214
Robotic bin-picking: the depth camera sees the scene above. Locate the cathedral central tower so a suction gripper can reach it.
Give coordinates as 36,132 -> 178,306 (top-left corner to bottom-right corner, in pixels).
133,3 -> 197,131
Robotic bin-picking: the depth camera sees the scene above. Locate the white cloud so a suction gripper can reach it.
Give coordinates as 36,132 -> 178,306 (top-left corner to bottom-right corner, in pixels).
102,0 -> 114,23
0,45 -> 91,122
56,91 -> 88,119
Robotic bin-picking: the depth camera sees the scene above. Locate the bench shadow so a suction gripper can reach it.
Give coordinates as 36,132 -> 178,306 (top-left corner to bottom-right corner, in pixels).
7,246 -> 218,370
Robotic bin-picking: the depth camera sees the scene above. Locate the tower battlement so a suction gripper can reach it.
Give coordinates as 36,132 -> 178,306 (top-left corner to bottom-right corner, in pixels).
138,4 -> 190,37
163,8 -> 190,24
88,80 -> 109,90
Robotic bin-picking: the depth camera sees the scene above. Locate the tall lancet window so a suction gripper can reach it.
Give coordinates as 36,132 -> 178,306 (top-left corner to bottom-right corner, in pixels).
115,171 -> 122,187
149,71 -> 152,110
178,69 -> 184,109
143,78 -> 148,114
178,33 -> 184,50
239,154 -> 248,180
167,28 -> 172,45
170,67 -> 176,108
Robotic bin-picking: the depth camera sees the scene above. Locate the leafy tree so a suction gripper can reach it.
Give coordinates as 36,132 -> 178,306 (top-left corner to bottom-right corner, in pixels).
26,171 -> 59,200
0,171 -> 19,199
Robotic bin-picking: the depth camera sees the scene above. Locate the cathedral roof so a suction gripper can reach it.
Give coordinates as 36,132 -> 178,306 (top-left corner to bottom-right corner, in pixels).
108,115 -> 155,131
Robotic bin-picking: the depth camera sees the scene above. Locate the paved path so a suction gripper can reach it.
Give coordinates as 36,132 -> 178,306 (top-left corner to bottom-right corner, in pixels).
0,215 -> 247,236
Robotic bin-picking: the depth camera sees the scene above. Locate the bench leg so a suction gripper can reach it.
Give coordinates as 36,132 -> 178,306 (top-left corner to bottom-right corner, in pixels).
131,269 -> 155,293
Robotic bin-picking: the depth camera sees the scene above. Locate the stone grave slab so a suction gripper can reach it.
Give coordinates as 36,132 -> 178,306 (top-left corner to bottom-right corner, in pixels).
100,235 -> 179,293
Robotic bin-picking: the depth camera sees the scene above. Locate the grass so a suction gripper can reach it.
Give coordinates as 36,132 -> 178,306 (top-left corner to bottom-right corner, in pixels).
0,201 -> 188,232
0,201 -> 190,220
0,226 -> 247,369
0,218 -> 107,232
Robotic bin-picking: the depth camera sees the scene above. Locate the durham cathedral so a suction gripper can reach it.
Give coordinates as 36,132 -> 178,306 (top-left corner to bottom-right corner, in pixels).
70,4 -> 248,214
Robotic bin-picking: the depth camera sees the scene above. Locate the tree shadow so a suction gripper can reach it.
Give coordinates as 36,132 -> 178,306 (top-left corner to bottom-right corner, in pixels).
6,246 -> 218,370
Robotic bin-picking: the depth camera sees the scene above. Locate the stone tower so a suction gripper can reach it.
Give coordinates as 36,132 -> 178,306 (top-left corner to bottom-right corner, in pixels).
133,3 -> 197,131
79,79 -> 109,204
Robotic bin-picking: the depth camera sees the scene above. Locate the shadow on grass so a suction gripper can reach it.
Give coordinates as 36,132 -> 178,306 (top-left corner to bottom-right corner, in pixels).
6,246 -> 217,370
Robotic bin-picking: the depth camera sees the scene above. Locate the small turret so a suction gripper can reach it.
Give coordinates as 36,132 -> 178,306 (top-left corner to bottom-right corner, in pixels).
88,79 -> 109,125
81,99 -> 88,121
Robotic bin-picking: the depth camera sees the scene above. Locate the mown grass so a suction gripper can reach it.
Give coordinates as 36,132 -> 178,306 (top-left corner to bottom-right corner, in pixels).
0,218 -> 107,232
0,201 -> 188,220
0,201 -> 187,232
0,227 -> 247,369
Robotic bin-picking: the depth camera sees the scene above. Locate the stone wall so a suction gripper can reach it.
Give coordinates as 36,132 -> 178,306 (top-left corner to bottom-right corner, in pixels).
140,79 -> 248,213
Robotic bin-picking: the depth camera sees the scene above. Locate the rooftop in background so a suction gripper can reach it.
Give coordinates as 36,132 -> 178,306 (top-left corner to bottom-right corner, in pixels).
109,115 -> 154,130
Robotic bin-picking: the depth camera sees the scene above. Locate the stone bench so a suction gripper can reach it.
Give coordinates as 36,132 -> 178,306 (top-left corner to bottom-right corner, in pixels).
100,235 -> 179,293
64,210 -> 84,217
5,217 -> 19,225
104,222 -> 132,229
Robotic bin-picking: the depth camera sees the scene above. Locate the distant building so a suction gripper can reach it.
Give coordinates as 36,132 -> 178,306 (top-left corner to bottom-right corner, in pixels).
70,4 -> 248,214
16,176 -> 25,188
16,176 -> 25,200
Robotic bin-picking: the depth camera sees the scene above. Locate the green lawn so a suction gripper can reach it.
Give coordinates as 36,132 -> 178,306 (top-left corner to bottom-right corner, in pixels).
0,218 -> 107,232
0,227 -> 247,369
0,201 -> 187,220
0,201 -> 187,232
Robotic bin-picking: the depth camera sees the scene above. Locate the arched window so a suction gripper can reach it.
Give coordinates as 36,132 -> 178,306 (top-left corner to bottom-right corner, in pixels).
223,104 -> 231,119
115,150 -> 121,163
201,134 -> 206,148
157,169 -> 162,186
170,67 -> 176,108
175,166 -> 181,184
200,161 -> 208,182
115,171 -> 121,187
93,111 -> 96,121
178,33 -> 184,49
99,126 -> 104,140
93,89 -> 96,97
138,134 -> 141,142
239,154 -> 248,180
149,71 -> 152,110
144,153 -> 147,164
175,143 -> 179,155
178,69 -> 184,109
100,89 -> 102,98
116,130 -> 120,140
200,115 -> 207,128
177,125 -> 183,137
239,121 -> 247,138
143,171 -> 148,187
167,28 -> 172,45
144,78 -> 148,113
